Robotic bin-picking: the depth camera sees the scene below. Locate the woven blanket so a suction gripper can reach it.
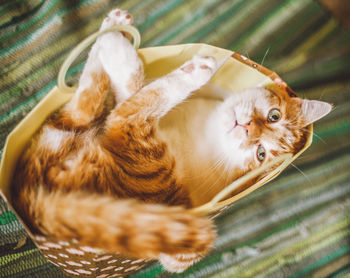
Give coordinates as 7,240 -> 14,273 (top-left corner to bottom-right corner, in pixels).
1,0 -> 350,277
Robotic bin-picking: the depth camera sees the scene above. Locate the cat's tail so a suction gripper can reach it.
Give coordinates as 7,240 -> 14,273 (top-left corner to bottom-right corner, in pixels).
24,186 -> 215,259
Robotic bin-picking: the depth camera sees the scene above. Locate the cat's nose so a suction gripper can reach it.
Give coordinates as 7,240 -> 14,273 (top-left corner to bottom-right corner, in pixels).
237,120 -> 251,128
243,120 -> 251,127
236,120 -> 252,135
242,121 -> 252,135
236,120 -> 251,127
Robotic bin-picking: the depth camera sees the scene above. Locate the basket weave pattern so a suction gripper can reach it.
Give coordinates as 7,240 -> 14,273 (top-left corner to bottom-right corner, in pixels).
35,235 -> 150,277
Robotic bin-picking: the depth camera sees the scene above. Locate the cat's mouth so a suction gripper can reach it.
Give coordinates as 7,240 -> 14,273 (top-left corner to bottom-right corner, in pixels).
228,120 -> 247,137
233,120 -> 238,129
227,110 -> 248,137
230,111 -> 238,130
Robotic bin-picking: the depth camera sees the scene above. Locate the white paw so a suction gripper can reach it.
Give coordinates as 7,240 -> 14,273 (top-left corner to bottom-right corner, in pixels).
181,55 -> 216,73
159,253 -> 202,273
100,9 -> 133,30
180,55 -> 217,86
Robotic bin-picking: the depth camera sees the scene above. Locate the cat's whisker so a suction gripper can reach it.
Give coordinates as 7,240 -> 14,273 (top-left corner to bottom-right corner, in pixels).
291,163 -> 314,187
260,46 -> 270,67
213,157 -> 228,181
205,155 -> 224,174
287,110 -> 304,125
285,124 -> 304,130
286,124 -> 327,145
330,106 -> 337,112
302,128 -> 327,145
318,89 -> 326,101
223,160 -> 235,187
251,137 -> 260,144
208,154 -> 232,190
191,156 -> 224,187
245,51 -> 251,61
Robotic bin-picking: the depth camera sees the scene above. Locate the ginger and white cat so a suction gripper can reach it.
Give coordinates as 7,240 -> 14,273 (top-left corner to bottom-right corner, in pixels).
11,9 -> 332,273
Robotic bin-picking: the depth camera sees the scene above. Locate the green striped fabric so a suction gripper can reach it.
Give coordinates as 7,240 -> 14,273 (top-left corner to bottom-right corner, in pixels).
1,0 -> 350,277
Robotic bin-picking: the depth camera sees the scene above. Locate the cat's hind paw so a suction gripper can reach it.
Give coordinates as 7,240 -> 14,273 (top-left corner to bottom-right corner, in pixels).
101,9 -> 133,30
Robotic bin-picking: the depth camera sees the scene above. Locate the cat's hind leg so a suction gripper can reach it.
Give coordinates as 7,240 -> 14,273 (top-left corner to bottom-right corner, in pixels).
51,45 -> 109,131
51,12 -> 120,130
51,9 -> 143,131
98,9 -> 144,103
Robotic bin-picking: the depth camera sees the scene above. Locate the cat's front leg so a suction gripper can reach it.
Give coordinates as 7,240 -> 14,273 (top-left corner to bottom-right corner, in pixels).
107,55 -> 217,128
98,9 -> 144,103
148,54 -> 217,118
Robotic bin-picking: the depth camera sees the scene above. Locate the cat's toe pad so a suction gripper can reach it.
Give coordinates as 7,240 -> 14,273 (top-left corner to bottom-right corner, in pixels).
101,9 -> 133,30
181,55 -> 216,74
180,55 -> 217,86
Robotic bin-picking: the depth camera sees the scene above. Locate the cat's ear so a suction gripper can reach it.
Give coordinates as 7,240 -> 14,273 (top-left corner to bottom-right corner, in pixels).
300,99 -> 332,127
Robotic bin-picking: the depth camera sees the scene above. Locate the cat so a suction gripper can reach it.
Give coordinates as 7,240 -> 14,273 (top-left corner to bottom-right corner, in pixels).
10,9 -> 332,273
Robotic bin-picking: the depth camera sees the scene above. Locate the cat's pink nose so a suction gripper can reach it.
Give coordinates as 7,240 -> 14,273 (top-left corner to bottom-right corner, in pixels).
235,120 -> 252,135
236,120 -> 251,127
242,121 -> 251,135
243,120 -> 251,127
245,121 -> 253,135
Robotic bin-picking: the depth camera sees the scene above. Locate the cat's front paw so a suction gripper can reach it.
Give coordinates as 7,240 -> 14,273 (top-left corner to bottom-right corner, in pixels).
180,55 -> 217,87
159,253 -> 204,273
100,9 -> 133,30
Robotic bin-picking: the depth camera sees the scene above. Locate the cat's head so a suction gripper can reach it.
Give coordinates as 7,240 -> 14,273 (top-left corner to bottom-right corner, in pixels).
216,83 -> 332,171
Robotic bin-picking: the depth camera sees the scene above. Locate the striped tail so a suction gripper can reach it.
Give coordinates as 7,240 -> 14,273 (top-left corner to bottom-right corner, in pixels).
25,186 -> 215,259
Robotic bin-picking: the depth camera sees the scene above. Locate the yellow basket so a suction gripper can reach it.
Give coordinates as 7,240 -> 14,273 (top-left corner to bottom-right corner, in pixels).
0,26 -> 312,277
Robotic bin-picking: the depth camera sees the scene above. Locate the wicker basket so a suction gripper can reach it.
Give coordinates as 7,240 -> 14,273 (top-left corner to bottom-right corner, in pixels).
0,26 -> 312,277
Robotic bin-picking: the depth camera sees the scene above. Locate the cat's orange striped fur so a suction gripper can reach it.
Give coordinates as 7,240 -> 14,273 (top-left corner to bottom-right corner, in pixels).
10,9 -> 332,272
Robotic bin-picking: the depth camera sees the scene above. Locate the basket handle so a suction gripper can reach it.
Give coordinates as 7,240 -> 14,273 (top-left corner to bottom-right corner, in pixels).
191,153 -> 293,215
57,25 -> 141,94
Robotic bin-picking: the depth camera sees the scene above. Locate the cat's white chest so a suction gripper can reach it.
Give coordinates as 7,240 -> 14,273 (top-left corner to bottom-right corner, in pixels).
158,98 -> 229,205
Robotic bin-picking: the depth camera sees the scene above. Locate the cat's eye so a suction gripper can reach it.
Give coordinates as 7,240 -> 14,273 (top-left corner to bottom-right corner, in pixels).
268,108 -> 281,122
256,145 -> 266,162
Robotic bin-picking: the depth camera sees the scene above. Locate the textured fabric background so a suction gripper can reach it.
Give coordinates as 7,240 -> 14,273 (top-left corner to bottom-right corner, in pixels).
1,0 -> 350,277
